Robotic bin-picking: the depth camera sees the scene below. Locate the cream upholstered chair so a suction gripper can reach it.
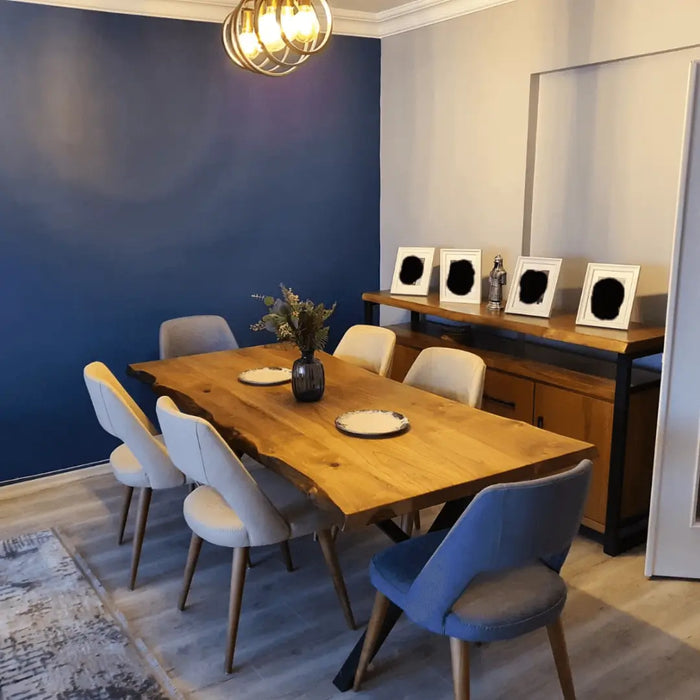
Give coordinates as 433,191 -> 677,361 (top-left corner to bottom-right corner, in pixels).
160,315 -> 301,568
155,395 -> 356,673
83,362 -> 186,589
159,315 -> 238,359
333,325 -> 396,377
402,347 -> 487,534
403,346 -> 486,409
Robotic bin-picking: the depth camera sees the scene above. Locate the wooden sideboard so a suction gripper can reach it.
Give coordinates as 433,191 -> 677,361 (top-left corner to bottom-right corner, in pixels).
363,290 -> 665,555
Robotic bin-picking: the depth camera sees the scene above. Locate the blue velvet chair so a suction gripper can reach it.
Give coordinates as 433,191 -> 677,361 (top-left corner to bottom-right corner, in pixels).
353,460 -> 592,700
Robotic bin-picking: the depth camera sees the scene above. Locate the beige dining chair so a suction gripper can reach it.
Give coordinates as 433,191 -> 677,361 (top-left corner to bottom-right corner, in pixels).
155,395 -> 356,674
402,347 -> 487,534
333,324 -> 396,377
404,346 -> 486,408
159,315 -> 238,359
83,362 -> 186,589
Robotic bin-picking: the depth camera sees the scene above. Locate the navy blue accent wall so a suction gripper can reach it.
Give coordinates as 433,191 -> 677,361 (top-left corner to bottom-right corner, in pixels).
0,3 -> 380,481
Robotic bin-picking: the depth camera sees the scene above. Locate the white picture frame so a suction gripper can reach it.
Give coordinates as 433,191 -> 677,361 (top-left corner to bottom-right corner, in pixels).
390,247 -> 435,296
439,249 -> 482,304
576,263 -> 640,330
504,256 -> 562,318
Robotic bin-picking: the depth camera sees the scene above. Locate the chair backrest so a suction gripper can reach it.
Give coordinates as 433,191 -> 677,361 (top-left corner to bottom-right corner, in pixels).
333,325 -> 396,377
156,396 -> 290,546
403,347 -> 486,408
403,459 -> 592,633
83,362 -> 184,489
159,315 -> 239,359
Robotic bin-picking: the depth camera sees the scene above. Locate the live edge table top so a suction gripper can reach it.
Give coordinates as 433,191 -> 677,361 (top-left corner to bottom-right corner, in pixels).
128,345 -> 595,529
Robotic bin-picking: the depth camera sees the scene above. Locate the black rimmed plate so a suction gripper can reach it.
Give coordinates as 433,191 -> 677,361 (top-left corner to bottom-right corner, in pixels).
335,410 -> 410,438
238,367 -> 292,386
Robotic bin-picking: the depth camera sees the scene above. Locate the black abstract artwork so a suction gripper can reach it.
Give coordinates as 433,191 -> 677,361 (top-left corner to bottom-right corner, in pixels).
518,269 -> 549,305
399,255 -> 425,285
591,277 -> 625,320
446,259 -> 475,296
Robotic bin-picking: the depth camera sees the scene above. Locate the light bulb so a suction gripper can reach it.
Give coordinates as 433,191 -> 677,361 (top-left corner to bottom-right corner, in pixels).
280,1 -> 297,42
239,30 -> 261,57
239,10 -> 262,57
258,4 -> 285,52
294,3 -> 319,42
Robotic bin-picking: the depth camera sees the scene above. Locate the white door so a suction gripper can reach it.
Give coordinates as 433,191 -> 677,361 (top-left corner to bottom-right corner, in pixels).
646,61 -> 700,578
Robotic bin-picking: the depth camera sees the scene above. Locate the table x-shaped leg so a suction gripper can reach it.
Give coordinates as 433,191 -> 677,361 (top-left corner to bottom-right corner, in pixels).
332,497 -> 472,691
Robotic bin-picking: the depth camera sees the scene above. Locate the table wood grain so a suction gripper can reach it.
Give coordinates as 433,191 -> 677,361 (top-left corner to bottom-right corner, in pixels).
128,345 -> 596,528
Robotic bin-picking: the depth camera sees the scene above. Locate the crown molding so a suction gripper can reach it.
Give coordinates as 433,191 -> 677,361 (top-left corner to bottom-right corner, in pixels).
8,0 -> 512,38
376,0 -> 513,37
333,8 -> 383,38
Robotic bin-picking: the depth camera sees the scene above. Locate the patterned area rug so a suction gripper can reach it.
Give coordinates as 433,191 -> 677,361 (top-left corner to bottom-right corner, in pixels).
0,530 -> 171,700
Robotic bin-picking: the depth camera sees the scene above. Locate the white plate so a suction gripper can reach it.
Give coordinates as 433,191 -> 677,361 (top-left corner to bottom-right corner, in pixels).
335,410 -> 410,438
238,367 -> 292,386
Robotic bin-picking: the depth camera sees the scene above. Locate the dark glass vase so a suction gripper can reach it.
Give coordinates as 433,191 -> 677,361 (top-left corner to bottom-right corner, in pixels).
291,350 -> 325,402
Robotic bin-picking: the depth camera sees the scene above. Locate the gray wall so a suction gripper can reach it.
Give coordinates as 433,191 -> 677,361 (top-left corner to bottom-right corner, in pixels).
380,0 -> 700,324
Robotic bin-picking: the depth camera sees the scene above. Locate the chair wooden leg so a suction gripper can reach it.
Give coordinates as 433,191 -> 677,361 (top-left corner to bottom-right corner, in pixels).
280,541 -> 294,572
225,547 -> 249,674
353,591 -> 390,691
449,637 -> 470,700
117,486 -> 134,545
547,616 -> 576,700
178,533 -> 203,611
129,487 -> 152,591
317,529 -> 356,630
413,510 -> 421,531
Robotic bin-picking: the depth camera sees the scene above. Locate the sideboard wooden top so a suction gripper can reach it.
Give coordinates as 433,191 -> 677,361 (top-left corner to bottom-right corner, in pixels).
363,291 -> 665,356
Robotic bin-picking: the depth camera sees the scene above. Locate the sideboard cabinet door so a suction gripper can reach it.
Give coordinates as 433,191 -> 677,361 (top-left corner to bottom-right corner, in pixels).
534,384 -> 613,531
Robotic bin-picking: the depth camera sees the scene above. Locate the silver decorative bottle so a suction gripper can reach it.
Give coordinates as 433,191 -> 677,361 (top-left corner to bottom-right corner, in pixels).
487,254 -> 507,311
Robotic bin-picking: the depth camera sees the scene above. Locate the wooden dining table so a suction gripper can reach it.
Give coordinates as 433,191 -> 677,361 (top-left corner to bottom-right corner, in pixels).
127,343 -> 595,690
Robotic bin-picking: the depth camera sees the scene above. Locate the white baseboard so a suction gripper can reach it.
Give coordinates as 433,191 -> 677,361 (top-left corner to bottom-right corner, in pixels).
0,462 -> 111,497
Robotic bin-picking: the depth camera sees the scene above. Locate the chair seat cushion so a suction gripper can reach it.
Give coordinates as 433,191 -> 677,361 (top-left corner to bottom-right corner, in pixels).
253,468 -> 341,539
444,564 -> 567,642
370,530 -> 449,607
370,532 -> 567,643
184,485 -> 247,547
184,470 -> 341,548
110,443 -> 150,488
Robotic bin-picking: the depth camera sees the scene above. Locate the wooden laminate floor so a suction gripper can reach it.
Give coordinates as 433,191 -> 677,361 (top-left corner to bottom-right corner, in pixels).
2,466 -> 700,699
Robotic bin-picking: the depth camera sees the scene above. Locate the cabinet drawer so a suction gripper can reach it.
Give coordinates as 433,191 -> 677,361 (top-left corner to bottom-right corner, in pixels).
482,370 -> 534,423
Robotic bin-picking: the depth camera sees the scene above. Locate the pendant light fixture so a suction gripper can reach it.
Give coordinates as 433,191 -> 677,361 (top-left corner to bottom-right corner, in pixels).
222,0 -> 333,77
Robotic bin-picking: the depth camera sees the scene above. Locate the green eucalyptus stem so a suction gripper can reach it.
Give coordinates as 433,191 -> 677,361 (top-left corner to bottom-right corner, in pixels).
251,285 -> 336,353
